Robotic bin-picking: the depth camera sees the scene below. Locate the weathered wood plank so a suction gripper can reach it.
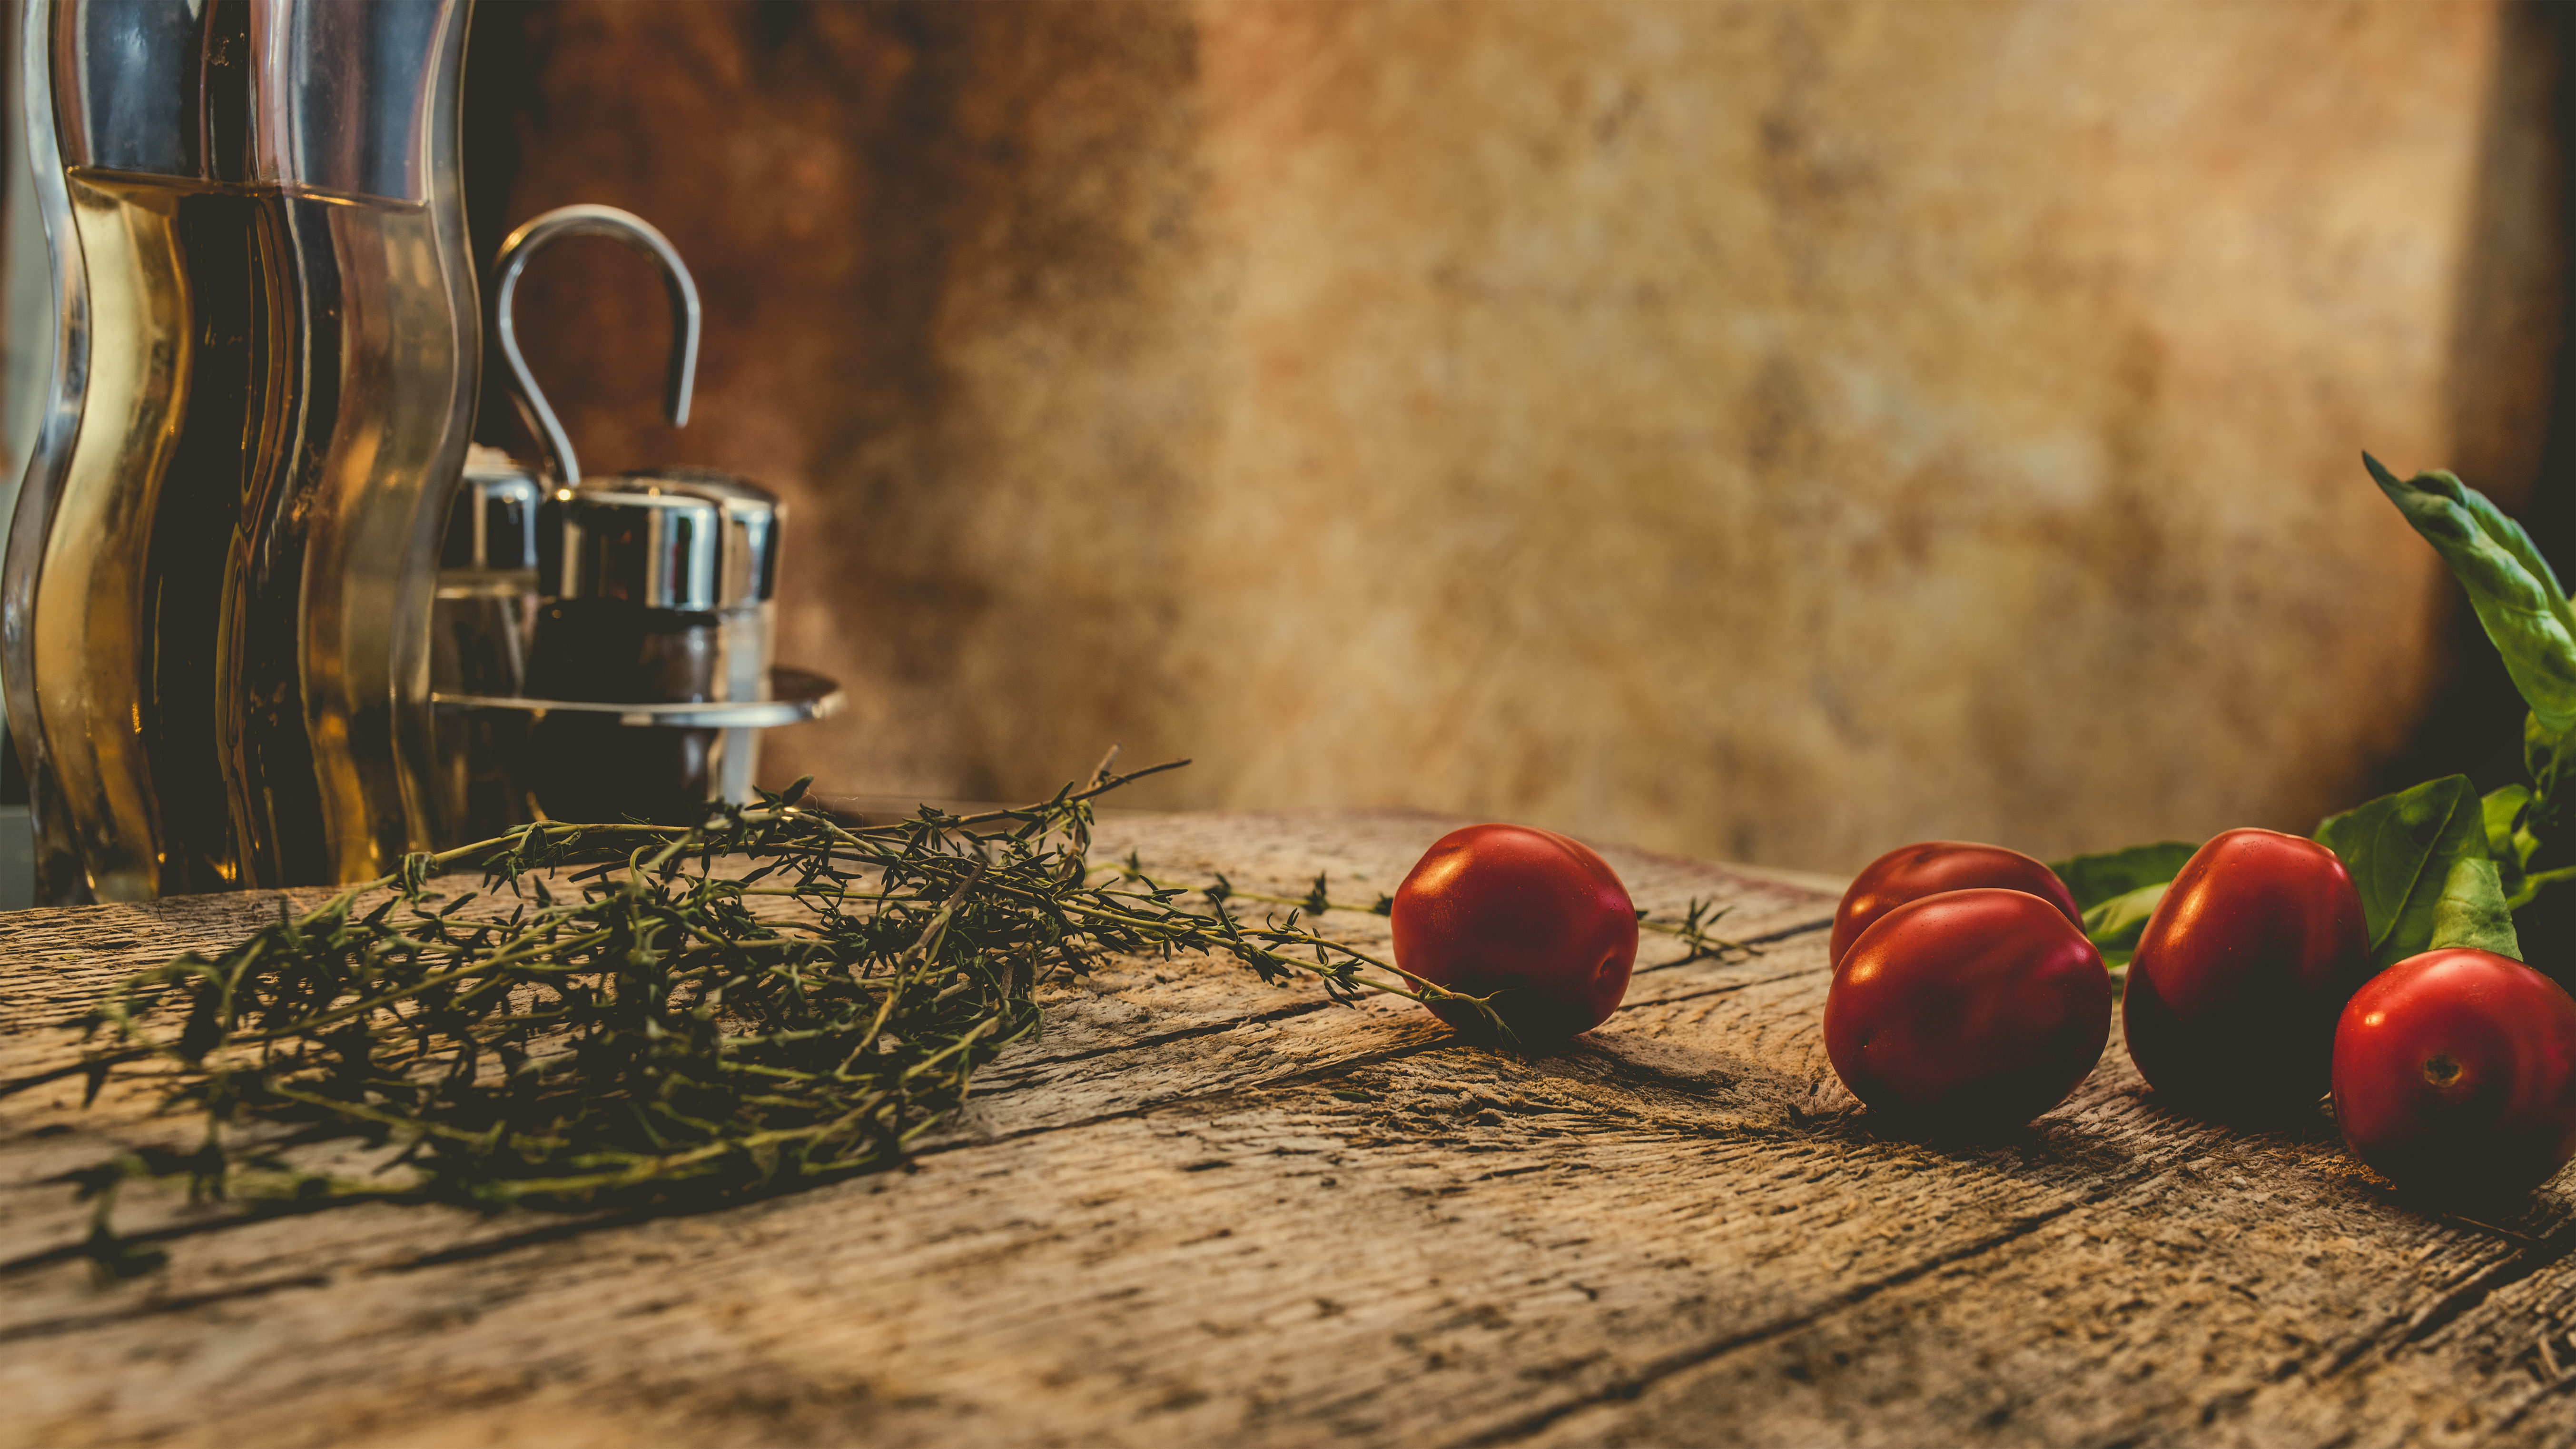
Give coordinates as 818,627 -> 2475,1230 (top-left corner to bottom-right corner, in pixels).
4,811 -> 2573,1448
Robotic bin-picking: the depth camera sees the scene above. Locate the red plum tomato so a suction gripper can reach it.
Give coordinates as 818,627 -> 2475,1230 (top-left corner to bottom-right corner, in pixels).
2332,949 -> 2576,1196
2122,828 -> 2368,1110
1390,824 -> 1638,1043
1830,841 -> 2081,968
1823,888 -> 2112,1130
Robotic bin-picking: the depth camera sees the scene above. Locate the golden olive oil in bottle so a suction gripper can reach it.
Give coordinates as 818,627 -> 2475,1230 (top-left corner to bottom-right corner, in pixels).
35,169 -> 459,896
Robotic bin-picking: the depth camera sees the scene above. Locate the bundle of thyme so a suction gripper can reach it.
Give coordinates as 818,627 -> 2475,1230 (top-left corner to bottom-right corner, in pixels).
9,754 -> 1751,1274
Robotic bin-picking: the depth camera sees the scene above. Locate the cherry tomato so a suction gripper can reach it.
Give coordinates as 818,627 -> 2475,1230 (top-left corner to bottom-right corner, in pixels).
1830,841 -> 2082,967
2122,827 -> 2368,1110
2332,949 -> 2576,1196
1824,888 -> 2111,1129
1391,824 -> 1638,1042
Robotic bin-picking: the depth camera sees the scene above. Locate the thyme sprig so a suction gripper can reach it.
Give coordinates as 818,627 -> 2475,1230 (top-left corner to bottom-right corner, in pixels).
10,757 -> 1516,1275
1101,864 -> 1763,963
14,759 -> 1775,1280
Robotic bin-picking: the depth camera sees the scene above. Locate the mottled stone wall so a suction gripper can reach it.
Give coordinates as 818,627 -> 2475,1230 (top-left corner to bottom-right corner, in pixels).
477,0 -> 2561,871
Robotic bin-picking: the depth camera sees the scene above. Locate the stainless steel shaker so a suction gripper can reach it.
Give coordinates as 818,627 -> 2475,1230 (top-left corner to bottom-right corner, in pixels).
429,445 -> 543,840
429,206 -> 838,838
525,470 -> 783,825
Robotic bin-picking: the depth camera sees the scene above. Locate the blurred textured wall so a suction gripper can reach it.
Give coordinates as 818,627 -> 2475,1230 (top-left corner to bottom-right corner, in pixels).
474,0 -> 2564,872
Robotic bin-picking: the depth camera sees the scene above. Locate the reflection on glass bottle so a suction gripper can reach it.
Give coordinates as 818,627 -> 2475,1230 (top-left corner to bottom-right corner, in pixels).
8,0 -> 475,901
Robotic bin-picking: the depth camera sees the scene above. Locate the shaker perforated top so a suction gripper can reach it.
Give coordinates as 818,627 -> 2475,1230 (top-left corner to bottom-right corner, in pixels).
546,471 -> 781,614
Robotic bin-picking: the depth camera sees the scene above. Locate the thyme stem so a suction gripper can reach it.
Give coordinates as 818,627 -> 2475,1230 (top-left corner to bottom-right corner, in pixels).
17,761 -> 1528,1273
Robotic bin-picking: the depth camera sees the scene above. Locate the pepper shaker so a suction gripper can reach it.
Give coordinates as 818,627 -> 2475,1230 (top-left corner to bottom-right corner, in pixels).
525,470 -> 782,824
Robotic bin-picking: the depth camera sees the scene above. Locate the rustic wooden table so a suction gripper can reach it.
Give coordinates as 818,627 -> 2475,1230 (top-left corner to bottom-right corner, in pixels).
3,809 -> 2573,1448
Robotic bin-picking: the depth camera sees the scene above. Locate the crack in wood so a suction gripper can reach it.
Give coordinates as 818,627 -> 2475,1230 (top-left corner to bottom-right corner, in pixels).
1619,964 -> 1833,1011
1444,1159 -> 2186,1448
0,1272 -> 333,1346
970,996 -> 1345,1088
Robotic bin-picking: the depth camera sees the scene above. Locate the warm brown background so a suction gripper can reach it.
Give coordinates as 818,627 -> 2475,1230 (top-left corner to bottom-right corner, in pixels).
471,0 -> 2569,873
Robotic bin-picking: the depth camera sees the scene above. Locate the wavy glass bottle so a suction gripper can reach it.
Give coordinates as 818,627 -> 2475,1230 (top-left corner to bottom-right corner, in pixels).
4,0 -> 476,901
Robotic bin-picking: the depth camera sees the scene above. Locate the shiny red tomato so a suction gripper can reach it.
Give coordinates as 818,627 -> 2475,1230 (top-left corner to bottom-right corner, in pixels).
2122,827 -> 2368,1110
1830,841 -> 2082,967
2333,949 -> 2576,1196
1824,888 -> 2112,1129
1390,824 -> 1638,1043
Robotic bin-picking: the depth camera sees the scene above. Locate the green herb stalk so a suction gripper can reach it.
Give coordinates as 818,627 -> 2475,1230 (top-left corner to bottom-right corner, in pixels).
6,756 -> 1521,1277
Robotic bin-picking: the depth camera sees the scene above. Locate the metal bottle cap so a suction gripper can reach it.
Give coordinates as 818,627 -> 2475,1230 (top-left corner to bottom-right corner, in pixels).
552,478 -> 726,612
442,444 -> 543,570
548,470 -> 779,611
632,467 -> 780,604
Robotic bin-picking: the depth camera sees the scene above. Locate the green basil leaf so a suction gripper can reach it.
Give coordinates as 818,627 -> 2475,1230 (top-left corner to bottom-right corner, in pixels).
2527,713 -> 2576,849
2515,863 -> 2576,912
2048,841 -> 2198,913
2367,455 -> 2576,733
2526,712 -> 2570,789
2315,773 -> 2487,968
2483,783 -> 2535,910
2428,855 -> 2522,960
2484,783 -> 2535,863
2079,882 -> 2166,970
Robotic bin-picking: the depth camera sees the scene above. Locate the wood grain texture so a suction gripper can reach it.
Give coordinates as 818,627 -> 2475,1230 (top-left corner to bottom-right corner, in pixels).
6,810 -> 2576,1448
